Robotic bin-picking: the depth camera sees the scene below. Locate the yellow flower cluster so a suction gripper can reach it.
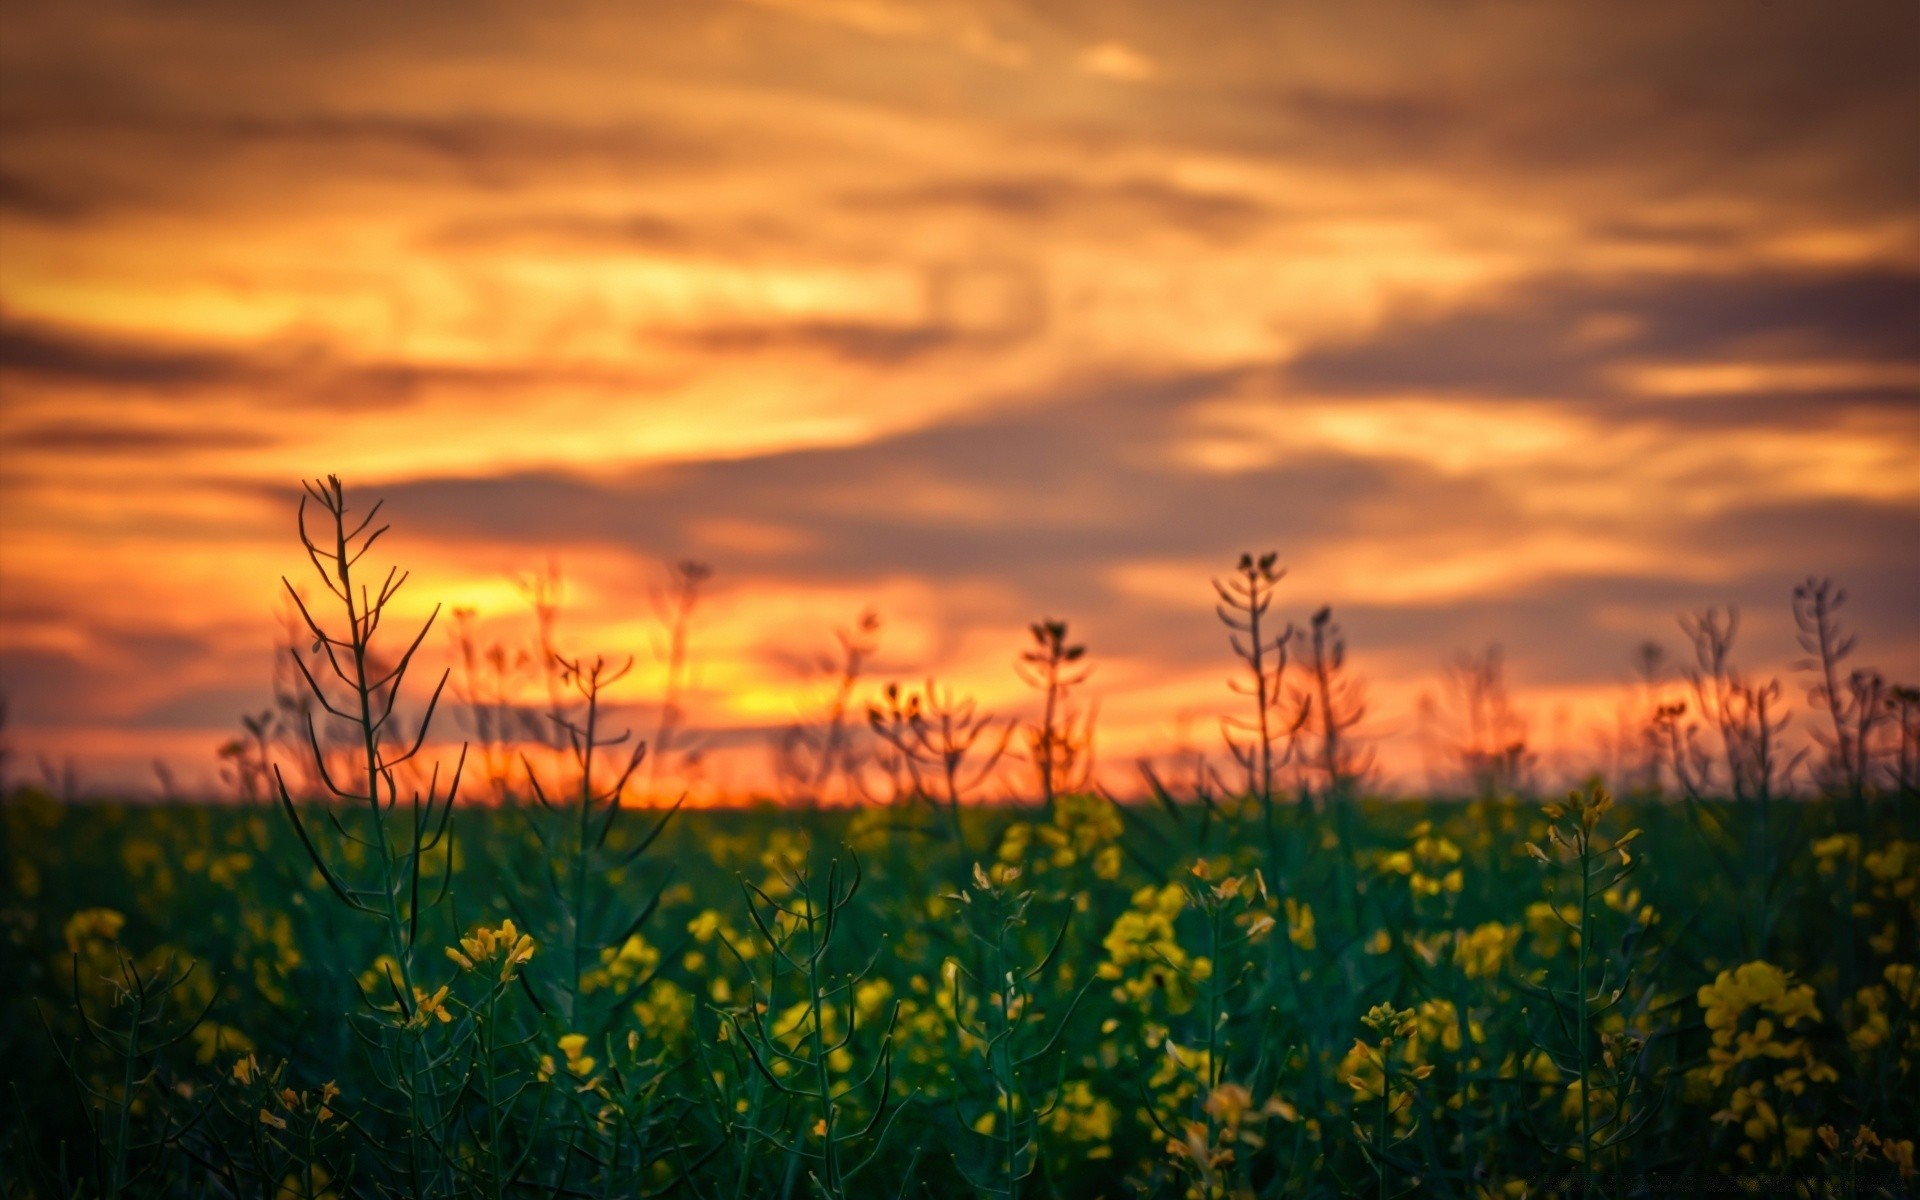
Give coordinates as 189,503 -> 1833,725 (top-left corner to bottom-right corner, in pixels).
1845,962 -> 1918,1057
1046,1079 -> 1117,1156
408,984 -> 453,1029
232,1053 -> 344,1133
993,794 -> 1127,880
181,847 -> 253,887
1816,1124 -> 1916,1184
242,908 -> 302,1007
445,919 -> 536,982
1601,881 -> 1657,928
587,932 -> 658,994
1694,961 -> 1838,1167
539,1032 -> 604,1093
1344,1004 -> 1432,1110
1453,922 -> 1520,980
1098,883 -> 1204,1012
64,907 -> 125,952
633,978 -> 695,1047
1863,840 -> 1917,957
1698,961 -> 1824,1084
1524,901 -> 1580,957
1144,1039 -> 1212,1123
1811,833 -> 1859,874
1377,822 -> 1463,897
1282,897 -> 1315,952
1816,836 -> 1916,958
1164,1080 -> 1297,1200
190,1020 -> 254,1064
1053,792 -> 1126,871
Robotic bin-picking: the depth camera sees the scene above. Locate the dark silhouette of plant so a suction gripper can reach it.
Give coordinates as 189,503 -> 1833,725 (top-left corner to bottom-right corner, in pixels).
649,559 -> 713,797
1433,644 -> 1534,800
947,861 -> 1091,1198
1889,684 -> 1920,804
516,651 -> 680,1029
447,605 -> 523,803
516,559 -> 568,765
43,949 -> 215,1197
723,849 -> 912,1199
775,609 -> 882,805
1290,607 -> 1371,811
1214,552 -> 1299,817
1793,577 -> 1890,822
1015,620 -> 1095,809
1652,606 -> 1801,958
866,679 -> 1013,845
216,710 -> 276,803
1656,607 -> 1799,806
1521,784 -> 1659,1195
262,592 -> 342,801
272,474 -> 464,1195
1629,641 -> 1669,795
275,475 -> 462,996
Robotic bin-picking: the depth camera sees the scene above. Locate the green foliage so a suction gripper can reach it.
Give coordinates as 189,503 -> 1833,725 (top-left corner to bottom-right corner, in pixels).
3,789 -> 1915,1198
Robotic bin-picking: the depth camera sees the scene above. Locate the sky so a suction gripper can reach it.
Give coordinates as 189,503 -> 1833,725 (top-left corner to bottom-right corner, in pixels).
1,0 -> 1916,799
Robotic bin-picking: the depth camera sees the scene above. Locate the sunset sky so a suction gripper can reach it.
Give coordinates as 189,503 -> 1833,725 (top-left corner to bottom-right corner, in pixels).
2,0 -> 1916,797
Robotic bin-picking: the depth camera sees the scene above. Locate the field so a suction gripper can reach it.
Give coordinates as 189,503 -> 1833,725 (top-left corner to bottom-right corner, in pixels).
3,781 -> 1915,1198
2,482 -> 1915,1198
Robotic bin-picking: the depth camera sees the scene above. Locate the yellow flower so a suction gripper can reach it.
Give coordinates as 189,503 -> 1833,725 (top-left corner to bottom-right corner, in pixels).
1455,922 -> 1520,980
1204,1082 -> 1253,1129
407,985 -> 452,1029
1698,962 -> 1821,1045
1810,833 -> 1858,871
1284,898 -> 1316,951
64,907 -> 126,952
448,920 -> 537,982
1048,1079 -> 1117,1152
1886,1138 -> 1915,1179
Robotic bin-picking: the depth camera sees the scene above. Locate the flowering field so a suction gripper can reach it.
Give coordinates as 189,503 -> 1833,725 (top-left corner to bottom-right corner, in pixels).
3,781 -> 1914,1198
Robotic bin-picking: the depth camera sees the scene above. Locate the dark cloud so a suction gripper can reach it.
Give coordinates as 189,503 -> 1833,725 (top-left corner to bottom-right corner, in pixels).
123,682 -> 282,732
427,211 -> 709,253
1346,564 -> 1913,694
366,369 -> 1478,629
671,321 -> 958,364
1218,1 -> 1919,211
0,627 -> 217,727
0,647 -> 95,726
1286,267 -> 1920,402
7,420 -> 274,454
205,112 -> 707,183
844,175 -> 1271,242
0,167 -> 90,221
0,313 -> 668,408
0,316 -> 250,389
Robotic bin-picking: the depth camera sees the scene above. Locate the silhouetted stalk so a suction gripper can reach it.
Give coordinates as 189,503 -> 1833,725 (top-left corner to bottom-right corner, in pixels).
1214,552 -> 1298,851
1016,620 -> 1093,812
867,680 -> 1012,850
649,560 -> 712,797
273,475 -> 464,1198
